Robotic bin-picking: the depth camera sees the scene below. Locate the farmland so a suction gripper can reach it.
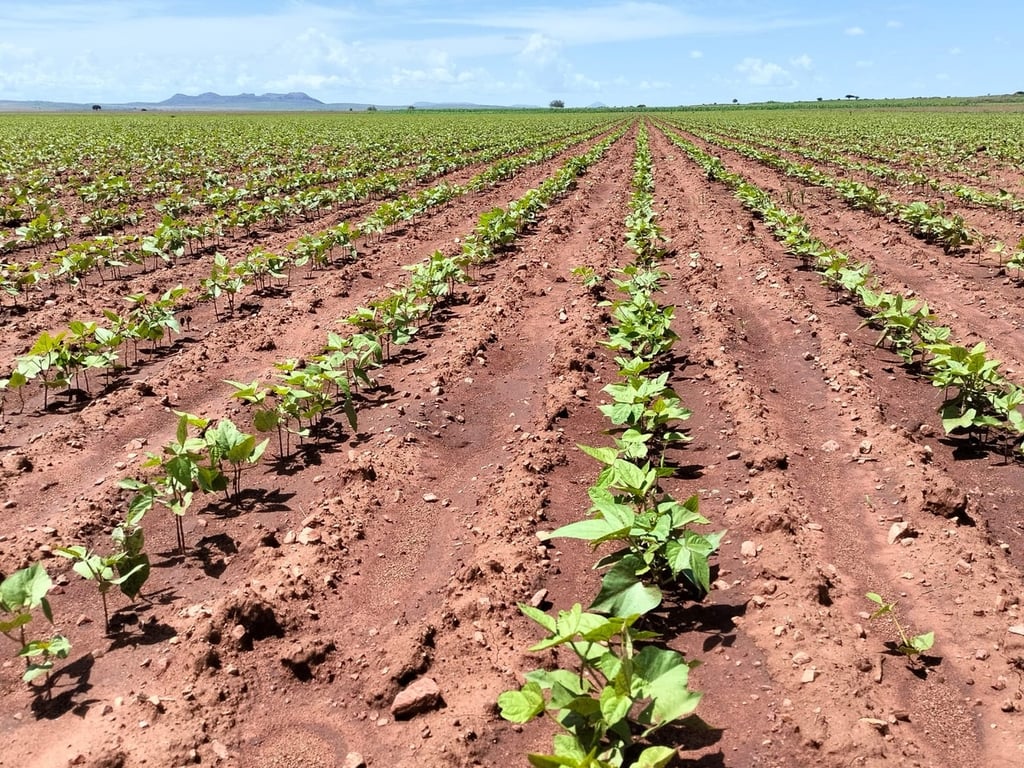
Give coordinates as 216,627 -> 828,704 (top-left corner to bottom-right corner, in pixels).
2,105 -> 1024,768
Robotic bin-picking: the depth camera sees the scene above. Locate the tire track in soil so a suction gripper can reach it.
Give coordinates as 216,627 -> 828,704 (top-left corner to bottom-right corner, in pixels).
647,124 -> 1024,768
0,129 -> 624,768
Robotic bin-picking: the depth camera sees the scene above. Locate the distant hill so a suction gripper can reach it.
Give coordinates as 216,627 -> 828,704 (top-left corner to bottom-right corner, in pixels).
158,91 -> 326,110
0,92 -> 540,112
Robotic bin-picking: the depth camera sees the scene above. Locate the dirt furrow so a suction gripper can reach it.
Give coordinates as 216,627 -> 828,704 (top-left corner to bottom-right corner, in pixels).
643,123 -> 1024,768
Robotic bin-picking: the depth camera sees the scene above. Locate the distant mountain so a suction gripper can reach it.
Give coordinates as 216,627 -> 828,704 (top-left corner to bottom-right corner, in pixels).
158,91 -> 326,110
0,93 -> 544,112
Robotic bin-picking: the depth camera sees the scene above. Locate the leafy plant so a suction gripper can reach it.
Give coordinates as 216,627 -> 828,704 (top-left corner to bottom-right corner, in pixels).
121,412 -> 226,554
499,604 -> 701,768
866,592 -> 935,662
1,563 -> 71,685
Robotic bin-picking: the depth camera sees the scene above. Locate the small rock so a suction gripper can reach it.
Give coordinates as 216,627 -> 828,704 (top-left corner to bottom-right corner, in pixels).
391,677 -> 442,719
211,741 -> 229,759
792,652 -> 811,666
740,540 -> 757,558
800,668 -> 817,683
529,589 -> 548,608
558,310 -> 568,324
726,450 -> 741,460
853,623 -> 866,639
861,717 -> 888,732
423,493 -> 439,503
343,753 -> 367,768
575,389 -> 588,400
975,648 -> 990,661
820,440 -> 840,453
859,440 -> 872,455
887,521 -> 910,545
297,527 -> 321,545
1008,625 -> 1024,636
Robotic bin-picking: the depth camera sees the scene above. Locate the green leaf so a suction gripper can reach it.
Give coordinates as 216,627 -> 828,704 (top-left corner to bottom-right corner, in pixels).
0,563 -> 53,613
910,631 -> 934,653
577,444 -> 619,466
497,682 -> 545,723
633,645 -> 702,732
589,557 -> 662,617
519,602 -> 557,634
599,685 -> 632,727
635,746 -> 676,768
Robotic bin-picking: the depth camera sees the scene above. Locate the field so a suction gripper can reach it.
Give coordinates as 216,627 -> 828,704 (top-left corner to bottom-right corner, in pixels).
2,105 -> 1024,768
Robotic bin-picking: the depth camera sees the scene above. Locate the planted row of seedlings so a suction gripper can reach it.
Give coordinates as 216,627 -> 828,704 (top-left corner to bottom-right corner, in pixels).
1,123 -> 624,414
663,126 -> 1024,465
1,119 -> 619,308
0,125 -> 631,704
498,122 -> 724,767
673,125 -> 979,255
704,123 -> 1024,215
1,113 -> 617,262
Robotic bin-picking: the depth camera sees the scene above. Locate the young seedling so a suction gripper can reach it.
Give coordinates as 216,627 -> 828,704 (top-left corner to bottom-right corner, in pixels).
1,563 -> 71,687
866,592 -> 935,662
54,545 -> 147,634
499,604 -> 700,768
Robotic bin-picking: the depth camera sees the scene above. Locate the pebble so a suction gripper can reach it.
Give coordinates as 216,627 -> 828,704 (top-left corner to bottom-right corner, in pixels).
423,493 -> 439,503
800,668 -> 817,683
887,521 -> 910,545
391,677 -> 442,718
820,440 -> 840,453
740,540 -> 757,558
726,450 -> 741,460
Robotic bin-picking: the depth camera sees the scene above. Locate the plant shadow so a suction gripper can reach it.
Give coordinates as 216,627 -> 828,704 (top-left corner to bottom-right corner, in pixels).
30,653 -> 96,720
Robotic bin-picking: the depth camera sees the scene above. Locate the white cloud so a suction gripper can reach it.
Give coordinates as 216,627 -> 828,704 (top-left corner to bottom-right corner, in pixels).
789,54 -> 813,70
845,26 -> 865,36
736,58 -> 792,87
442,2 -> 827,46
690,50 -> 703,59
949,46 -> 961,55
520,33 -> 563,67
886,20 -> 903,28
855,60 -> 874,68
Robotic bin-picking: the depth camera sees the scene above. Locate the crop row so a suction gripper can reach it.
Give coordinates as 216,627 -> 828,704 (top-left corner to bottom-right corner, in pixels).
1,123 -> 627,413
0,123 -> 627,703
1,120 -> 620,307
671,124 -> 979,255
500,122 -> 721,768
662,126 -> 1024,453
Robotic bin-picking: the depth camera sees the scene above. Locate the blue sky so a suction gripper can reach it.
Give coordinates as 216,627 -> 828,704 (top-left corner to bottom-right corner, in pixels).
0,1 -> 1018,106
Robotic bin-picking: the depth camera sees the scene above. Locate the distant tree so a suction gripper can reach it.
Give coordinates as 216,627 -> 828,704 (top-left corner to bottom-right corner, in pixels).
92,104 -> 101,111
636,104 -> 646,109
407,105 -> 415,110
366,105 -> 377,112
732,98 -> 738,104
845,94 -> 859,100
549,99 -> 565,109
817,97 -> 823,101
